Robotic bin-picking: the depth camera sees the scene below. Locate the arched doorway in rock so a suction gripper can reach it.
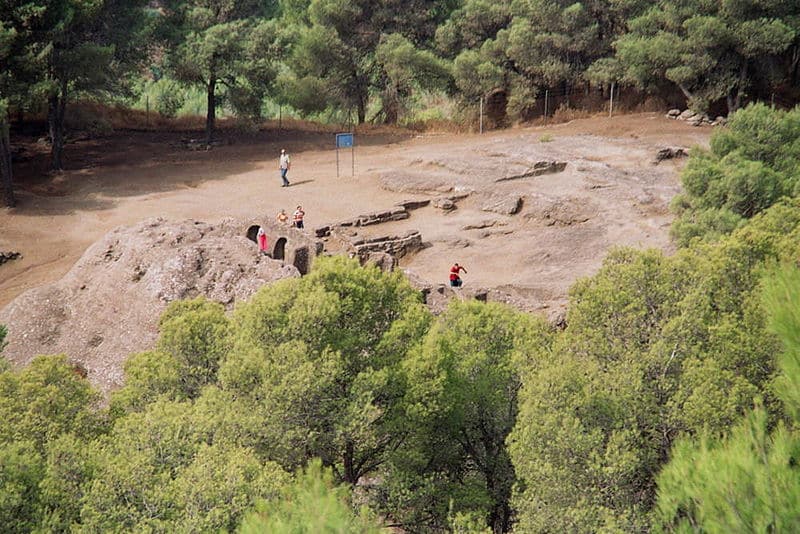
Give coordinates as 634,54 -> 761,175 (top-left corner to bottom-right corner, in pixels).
246,225 -> 260,243
292,246 -> 309,275
273,237 -> 287,260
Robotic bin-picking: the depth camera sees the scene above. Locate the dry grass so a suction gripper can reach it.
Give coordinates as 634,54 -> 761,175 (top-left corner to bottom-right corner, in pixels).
551,105 -> 594,123
59,101 -> 432,136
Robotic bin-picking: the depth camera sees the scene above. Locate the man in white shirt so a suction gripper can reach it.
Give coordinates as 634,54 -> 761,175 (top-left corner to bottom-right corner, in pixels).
279,148 -> 291,187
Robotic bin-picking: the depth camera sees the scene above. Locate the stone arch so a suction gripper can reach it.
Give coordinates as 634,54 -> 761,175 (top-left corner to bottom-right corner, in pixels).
273,237 -> 287,260
292,246 -> 309,275
246,225 -> 260,243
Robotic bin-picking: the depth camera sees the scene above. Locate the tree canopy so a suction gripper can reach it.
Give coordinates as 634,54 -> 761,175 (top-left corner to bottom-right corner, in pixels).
2,0 -> 800,204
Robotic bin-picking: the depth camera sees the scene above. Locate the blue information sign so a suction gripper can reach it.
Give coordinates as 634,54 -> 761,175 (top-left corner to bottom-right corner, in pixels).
335,133 -> 354,148
335,133 -> 355,177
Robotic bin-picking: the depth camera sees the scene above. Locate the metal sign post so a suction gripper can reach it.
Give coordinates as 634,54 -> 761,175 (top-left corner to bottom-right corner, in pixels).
335,133 -> 355,177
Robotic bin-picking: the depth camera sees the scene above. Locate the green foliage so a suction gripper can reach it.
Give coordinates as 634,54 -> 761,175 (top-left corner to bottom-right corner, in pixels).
149,78 -> 187,118
82,398 -> 290,531
37,433 -> 95,532
506,0 -> 605,88
5,0 -> 153,169
0,356 -> 103,532
508,203 -> 800,531
616,1 -> 797,113
110,297 -> 231,415
0,355 -> 104,451
219,256 -> 429,483
279,0 -> 455,124
167,444 -> 289,532
452,44 -> 506,103
654,265 -> 800,532
436,0 -> 512,58
109,350 -> 182,416
374,33 -> 452,124
386,301 -> 551,532
164,1 -> 282,140
654,408 -> 800,533
762,265 -> 800,421
672,104 -> 800,246
157,297 -> 231,398
0,440 -> 43,534
239,459 -> 383,533
0,324 -> 8,373
447,0 -> 650,120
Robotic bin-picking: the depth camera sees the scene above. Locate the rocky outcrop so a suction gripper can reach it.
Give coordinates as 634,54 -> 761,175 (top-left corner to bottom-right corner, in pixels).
666,109 -> 727,127
495,161 -> 567,182
654,147 -> 688,164
0,251 -> 21,266
346,207 -> 409,228
461,219 -> 505,231
402,270 -> 489,314
523,195 -> 598,226
481,195 -> 522,215
351,231 -> 424,259
364,251 -> 398,272
433,197 -> 456,211
395,199 -> 431,210
315,200 -> 430,238
0,217 -> 303,395
433,193 -> 470,212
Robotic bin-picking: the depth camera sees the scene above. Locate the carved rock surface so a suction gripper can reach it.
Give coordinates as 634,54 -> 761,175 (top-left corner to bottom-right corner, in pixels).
481,195 -> 522,215
0,218 -> 301,395
352,230 -> 424,259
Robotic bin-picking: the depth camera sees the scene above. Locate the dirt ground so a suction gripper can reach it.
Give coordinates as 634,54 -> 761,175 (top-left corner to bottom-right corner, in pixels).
0,113 -> 711,315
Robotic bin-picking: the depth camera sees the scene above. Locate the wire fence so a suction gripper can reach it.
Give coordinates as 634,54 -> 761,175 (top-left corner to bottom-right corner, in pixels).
477,84 -> 800,131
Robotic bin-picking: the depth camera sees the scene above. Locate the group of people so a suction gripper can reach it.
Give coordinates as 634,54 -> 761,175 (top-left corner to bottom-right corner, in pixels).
275,206 -> 305,229
274,147 -> 468,286
256,205 -> 305,256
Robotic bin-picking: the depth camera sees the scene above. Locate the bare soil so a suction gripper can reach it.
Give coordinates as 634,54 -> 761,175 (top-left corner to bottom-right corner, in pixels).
0,113 -> 710,314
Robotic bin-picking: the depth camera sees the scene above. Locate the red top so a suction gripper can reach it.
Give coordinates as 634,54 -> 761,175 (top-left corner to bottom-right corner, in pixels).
450,264 -> 464,280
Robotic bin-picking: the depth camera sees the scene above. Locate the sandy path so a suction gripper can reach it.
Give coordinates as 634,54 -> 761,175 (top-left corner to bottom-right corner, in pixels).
0,113 -> 711,310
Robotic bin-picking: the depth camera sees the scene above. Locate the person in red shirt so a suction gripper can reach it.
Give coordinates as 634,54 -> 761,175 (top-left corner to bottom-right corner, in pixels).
450,263 -> 467,287
293,205 -> 305,229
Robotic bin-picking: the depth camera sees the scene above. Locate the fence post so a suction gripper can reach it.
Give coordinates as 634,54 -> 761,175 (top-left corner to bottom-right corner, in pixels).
479,95 -> 484,134
145,95 -> 149,127
609,82 -> 615,117
544,89 -> 549,125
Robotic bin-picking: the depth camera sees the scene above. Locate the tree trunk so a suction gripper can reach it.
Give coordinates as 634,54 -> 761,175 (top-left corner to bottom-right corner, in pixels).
343,440 -> 357,485
357,93 -> 367,124
205,78 -> 216,146
0,112 -> 15,208
677,83 -> 694,106
384,85 -> 399,124
48,81 -> 68,172
733,61 -> 748,112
